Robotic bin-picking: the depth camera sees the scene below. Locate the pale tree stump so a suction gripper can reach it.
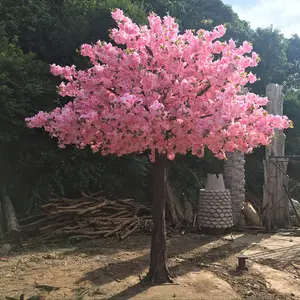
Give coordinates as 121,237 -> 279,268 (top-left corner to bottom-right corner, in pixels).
0,184 -> 22,244
263,84 -> 289,228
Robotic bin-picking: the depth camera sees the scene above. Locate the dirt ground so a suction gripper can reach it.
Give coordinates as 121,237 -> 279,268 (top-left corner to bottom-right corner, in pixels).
0,232 -> 300,300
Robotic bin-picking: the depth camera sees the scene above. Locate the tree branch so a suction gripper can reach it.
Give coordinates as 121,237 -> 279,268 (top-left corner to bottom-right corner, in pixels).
197,83 -> 211,97
199,113 -> 213,119
184,165 -> 202,188
145,45 -> 154,57
107,88 -> 119,96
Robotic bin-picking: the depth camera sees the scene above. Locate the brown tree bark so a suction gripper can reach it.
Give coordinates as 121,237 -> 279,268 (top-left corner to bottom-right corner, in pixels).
147,151 -> 173,283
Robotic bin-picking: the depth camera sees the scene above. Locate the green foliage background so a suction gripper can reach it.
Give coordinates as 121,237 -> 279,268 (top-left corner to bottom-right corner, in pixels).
1,0 -> 300,214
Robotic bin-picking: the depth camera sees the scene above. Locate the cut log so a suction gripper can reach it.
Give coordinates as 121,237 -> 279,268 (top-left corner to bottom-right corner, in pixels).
109,210 -> 131,218
120,224 -> 138,240
77,201 -> 108,215
104,217 -> 136,238
20,215 -> 63,232
18,212 -> 47,224
39,220 -> 74,233
0,184 -> 22,244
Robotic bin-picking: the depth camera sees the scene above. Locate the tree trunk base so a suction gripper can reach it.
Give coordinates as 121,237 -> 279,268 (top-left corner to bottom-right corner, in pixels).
146,266 -> 173,284
148,151 -> 173,285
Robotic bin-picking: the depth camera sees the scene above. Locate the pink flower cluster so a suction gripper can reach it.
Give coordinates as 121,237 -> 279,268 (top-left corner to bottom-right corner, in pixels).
26,9 -> 291,161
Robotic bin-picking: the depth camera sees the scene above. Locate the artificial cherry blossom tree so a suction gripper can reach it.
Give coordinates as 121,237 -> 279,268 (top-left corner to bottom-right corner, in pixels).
26,9 -> 291,283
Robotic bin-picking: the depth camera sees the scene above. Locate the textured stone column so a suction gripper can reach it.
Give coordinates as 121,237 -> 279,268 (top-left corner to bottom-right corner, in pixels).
198,174 -> 234,232
224,152 -> 245,225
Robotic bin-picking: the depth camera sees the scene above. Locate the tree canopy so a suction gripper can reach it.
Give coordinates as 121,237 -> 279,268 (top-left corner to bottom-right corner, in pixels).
26,10 -> 290,161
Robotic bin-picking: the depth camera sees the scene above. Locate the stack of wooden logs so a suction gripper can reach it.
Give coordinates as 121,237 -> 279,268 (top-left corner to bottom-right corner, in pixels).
19,192 -> 152,243
0,186 -> 197,245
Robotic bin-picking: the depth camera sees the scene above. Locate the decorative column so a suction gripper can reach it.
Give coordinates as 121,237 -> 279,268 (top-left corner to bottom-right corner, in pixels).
198,174 -> 234,233
224,152 -> 246,225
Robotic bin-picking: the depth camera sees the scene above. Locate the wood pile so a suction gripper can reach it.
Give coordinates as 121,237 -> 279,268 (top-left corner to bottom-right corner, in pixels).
19,192 -> 152,243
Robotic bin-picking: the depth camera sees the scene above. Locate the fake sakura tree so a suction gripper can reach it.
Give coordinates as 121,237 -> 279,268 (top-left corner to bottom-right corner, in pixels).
26,9 -> 291,283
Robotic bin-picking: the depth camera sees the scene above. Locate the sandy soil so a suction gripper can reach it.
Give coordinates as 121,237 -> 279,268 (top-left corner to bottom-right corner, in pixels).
0,232 -> 299,300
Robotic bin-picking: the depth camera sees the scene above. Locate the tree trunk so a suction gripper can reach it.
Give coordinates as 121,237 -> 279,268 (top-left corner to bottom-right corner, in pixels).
0,183 -> 22,244
147,151 -> 173,283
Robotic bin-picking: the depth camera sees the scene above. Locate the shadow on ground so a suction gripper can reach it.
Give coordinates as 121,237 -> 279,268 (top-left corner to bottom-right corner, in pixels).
4,233 -> 153,258
76,234 -> 220,285
78,233 -> 271,300
247,243 -> 300,274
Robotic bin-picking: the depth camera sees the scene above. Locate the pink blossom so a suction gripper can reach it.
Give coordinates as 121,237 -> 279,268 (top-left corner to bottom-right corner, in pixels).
242,41 -> 253,53
167,153 -> 175,160
111,8 -> 125,22
50,64 -> 64,76
26,9 -> 291,162
127,52 -> 141,68
248,72 -> 257,84
150,101 -> 164,111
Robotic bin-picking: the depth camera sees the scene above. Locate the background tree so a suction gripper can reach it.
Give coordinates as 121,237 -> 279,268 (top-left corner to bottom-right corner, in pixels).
0,0 -> 147,64
0,0 -> 150,213
285,34 -> 300,89
0,26 -> 55,197
138,0 -> 253,42
251,27 -> 288,95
